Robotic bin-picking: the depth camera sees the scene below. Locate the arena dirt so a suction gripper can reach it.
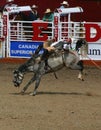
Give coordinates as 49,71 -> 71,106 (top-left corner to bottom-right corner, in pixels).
0,63 -> 101,130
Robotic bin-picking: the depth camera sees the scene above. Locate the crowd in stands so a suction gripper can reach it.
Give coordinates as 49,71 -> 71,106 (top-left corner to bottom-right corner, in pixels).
0,0 -> 69,22
0,0 -> 71,38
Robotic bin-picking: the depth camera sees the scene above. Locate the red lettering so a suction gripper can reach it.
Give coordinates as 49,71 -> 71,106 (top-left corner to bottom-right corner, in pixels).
54,16 -> 59,41
84,23 -> 101,42
3,15 -> 7,36
32,22 -> 48,41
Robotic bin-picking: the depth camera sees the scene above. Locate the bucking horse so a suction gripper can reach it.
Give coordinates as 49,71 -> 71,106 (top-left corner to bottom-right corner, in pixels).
13,39 -> 88,96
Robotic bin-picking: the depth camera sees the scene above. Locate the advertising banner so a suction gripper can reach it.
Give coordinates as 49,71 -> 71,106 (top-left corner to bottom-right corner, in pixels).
88,43 -> 101,60
10,41 -> 43,58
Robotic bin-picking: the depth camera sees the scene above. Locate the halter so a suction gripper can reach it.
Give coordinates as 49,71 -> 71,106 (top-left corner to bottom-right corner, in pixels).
13,70 -> 24,87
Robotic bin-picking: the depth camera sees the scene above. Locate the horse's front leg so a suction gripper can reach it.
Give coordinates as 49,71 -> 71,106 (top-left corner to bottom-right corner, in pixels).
21,74 -> 36,94
30,73 -> 42,96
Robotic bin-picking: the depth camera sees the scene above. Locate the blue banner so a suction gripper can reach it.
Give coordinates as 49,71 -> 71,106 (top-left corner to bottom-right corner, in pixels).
10,41 -> 43,58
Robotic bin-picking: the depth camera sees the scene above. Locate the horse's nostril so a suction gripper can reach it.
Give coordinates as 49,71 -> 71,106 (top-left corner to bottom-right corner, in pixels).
13,80 -> 19,87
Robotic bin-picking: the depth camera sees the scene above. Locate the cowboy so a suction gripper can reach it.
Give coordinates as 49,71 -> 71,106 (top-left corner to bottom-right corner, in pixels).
35,38 -> 72,70
63,38 -> 72,51
34,39 -> 56,59
34,39 -> 55,70
3,0 -> 17,12
28,4 -> 40,21
60,1 -> 69,9
42,8 -> 54,22
42,8 -> 54,36
2,0 -> 18,20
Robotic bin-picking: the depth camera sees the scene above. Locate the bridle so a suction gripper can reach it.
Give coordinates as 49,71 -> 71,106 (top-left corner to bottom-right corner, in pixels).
13,70 -> 24,87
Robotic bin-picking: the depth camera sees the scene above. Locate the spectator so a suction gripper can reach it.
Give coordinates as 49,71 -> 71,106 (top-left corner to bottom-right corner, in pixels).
58,1 -> 70,37
22,4 -> 40,37
34,38 -> 56,70
2,0 -> 18,20
42,8 -> 54,36
28,4 -> 40,21
0,7 -> 2,18
3,0 -> 17,12
60,1 -> 69,9
42,8 -> 54,22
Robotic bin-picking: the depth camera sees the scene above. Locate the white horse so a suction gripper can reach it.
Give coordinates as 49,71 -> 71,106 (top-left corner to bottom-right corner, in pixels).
13,39 -> 87,96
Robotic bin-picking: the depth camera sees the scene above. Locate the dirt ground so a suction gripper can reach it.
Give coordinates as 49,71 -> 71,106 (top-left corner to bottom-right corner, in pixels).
0,63 -> 101,130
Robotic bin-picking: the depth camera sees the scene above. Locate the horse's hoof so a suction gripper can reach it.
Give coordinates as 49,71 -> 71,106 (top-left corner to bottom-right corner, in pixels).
29,92 -> 36,96
78,78 -> 84,81
20,90 -> 25,95
81,79 -> 84,81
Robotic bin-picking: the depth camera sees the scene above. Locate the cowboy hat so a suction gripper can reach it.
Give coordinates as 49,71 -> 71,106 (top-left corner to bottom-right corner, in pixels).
61,1 -> 69,6
31,5 -> 38,9
45,8 -> 52,13
6,0 -> 14,2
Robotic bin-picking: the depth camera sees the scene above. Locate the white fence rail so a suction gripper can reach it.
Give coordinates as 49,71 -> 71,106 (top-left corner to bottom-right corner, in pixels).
0,19 -> 5,58
8,21 -> 101,42
9,21 -> 54,41
0,18 -> 101,60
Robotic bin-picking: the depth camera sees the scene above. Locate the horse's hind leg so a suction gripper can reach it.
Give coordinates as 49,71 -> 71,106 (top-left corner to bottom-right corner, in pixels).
78,71 -> 84,81
77,60 -> 84,81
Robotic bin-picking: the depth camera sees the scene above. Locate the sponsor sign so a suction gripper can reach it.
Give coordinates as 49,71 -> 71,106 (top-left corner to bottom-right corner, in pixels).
6,6 -> 31,13
84,23 -> 101,42
32,22 -> 48,41
88,43 -> 101,60
10,41 -> 43,58
57,7 -> 83,14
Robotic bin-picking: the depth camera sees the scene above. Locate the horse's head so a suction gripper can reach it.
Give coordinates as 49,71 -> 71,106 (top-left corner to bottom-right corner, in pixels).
12,55 -> 38,87
13,69 -> 24,87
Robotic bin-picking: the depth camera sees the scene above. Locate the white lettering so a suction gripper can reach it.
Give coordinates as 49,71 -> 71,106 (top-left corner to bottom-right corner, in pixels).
18,44 -> 38,49
11,50 -> 33,54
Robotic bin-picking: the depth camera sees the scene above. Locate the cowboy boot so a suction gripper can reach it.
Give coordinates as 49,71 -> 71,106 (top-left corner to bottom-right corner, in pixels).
35,44 -> 43,55
41,49 -> 49,70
